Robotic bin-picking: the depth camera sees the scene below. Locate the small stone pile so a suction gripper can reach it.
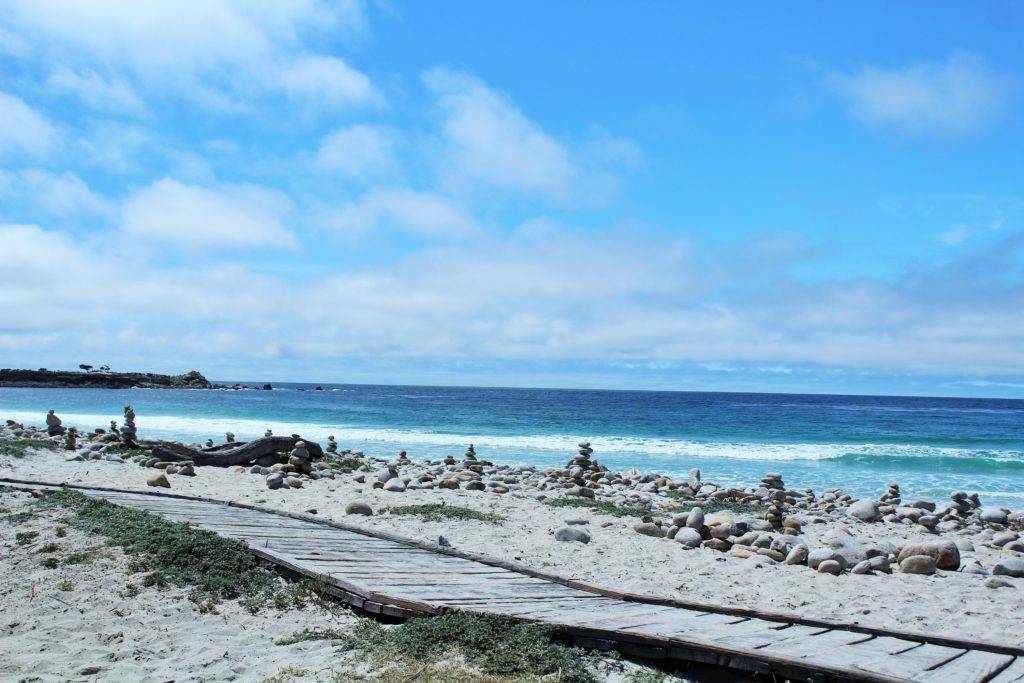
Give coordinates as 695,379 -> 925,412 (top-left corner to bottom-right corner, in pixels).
287,440 -> 313,473
205,439 -> 214,447
950,490 -> 981,518
226,432 -> 235,443
326,436 -> 337,453
879,482 -> 901,512
397,450 -> 411,465
45,410 -> 65,436
762,472 -> 786,527
265,429 -> 273,437
63,427 -> 77,450
464,444 -> 477,462
120,405 -> 137,448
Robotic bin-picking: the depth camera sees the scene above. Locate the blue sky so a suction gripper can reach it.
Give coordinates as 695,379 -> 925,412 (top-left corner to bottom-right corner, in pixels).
1,1 -> 1022,397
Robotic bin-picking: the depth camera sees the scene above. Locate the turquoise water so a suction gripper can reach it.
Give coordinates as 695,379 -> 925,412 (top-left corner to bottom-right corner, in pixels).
2,384 -> 1022,508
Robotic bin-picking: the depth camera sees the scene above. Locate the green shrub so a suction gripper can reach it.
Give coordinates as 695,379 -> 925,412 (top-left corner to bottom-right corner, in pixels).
1,438 -> 57,458
389,503 -> 504,523
15,531 -> 39,545
542,498 -> 646,517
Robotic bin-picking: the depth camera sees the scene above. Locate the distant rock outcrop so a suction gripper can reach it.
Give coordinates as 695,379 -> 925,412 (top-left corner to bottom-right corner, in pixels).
0,368 -> 214,389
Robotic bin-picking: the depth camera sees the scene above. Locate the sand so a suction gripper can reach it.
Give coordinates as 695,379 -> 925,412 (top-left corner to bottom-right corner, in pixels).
4,446 -> 1022,651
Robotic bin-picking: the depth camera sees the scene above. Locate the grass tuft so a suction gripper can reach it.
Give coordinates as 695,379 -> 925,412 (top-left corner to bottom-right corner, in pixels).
541,498 -> 647,517
45,489 -> 280,608
0,438 -> 57,458
334,612 -> 596,682
15,530 -> 39,545
389,502 -> 504,523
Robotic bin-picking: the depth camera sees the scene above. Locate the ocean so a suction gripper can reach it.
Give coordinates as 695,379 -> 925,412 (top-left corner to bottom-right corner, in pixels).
2,384 -> 1022,509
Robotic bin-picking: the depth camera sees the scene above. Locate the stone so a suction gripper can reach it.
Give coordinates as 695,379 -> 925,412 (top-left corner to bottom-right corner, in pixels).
981,509 -> 1009,525
437,479 -> 460,490
554,527 -> 591,543
383,478 -> 406,492
673,527 -> 703,548
808,548 -> 847,570
565,518 -> 589,526
345,501 -> 373,516
897,541 -> 960,571
285,477 -> 303,488
146,473 -> 170,488
992,557 -> 1024,578
851,560 -> 872,575
847,499 -> 880,522
633,522 -> 666,538
266,472 -> 285,489
685,507 -> 704,529
465,481 -> 486,491
784,545 -> 808,565
817,560 -> 843,575
178,464 -> 195,476
899,555 -> 936,575
985,577 -> 1014,589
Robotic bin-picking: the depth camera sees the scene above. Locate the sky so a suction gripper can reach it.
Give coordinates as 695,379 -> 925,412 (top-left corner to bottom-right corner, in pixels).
0,1 -> 1022,397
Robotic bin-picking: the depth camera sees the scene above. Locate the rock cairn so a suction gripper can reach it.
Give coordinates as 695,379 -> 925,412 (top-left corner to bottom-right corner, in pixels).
397,449 -> 411,465
205,439 -> 214,448
326,436 -> 337,453
120,405 -> 137,448
464,444 -> 477,462
878,482 -> 901,513
45,410 -> 65,436
110,420 -> 118,434
63,427 -> 78,450
226,432 -> 235,443
265,429 -> 273,437
762,473 -> 786,528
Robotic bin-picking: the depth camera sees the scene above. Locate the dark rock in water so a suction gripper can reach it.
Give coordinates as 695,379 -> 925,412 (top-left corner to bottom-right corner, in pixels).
0,367 -> 213,389
262,384 -> 273,390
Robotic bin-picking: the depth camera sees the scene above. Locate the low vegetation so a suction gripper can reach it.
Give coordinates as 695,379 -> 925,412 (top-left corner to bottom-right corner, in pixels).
0,438 -> 57,459
389,502 -> 504,523
281,612 -> 598,682
542,498 -> 647,517
45,489 -> 281,609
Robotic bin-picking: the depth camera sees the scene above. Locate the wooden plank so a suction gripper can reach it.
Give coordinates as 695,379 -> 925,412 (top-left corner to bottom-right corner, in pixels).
759,628 -> 873,660
912,650 -> 1014,683
990,658 -> 1024,683
712,623 -> 828,650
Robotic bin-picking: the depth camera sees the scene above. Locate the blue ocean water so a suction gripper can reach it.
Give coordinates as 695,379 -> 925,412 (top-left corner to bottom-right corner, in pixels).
2,384 -> 1022,508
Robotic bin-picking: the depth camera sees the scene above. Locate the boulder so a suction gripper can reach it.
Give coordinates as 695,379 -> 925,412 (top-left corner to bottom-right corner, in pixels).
784,545 -> 808,565
897,541 -> 960,571
981,509 -> 1009,525
992,557 -> 1024,578
673,527 -> 703,549
345,501 -> 373,516
633,522 -> 666,538
847,499 -> 880,522
818,560 -> 843,575
899,555 -> 936,575
146,473 -> 170,488
383,478 -> 407,492
554,527 -> 591,543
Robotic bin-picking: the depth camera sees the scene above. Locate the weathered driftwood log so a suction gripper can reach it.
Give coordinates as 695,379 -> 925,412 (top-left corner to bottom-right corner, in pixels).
202,441 -> 249,453
151,436 -> 323,467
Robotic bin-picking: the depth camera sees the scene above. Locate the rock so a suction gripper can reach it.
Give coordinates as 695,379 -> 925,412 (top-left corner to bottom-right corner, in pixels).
818,560 -> 843,575
847,499 -> 880,522
345,501 -> 373,516
992,557 -> 1024,578
465,481 -> 486,491
633,522 -> 666,538
808,548 -> 847,570
897,541 -> 960,571
985,577 -> 1014,589
851,560 -> 872,575
868,556 -> 892,573
955,539 -> 975,552
64,453 -> 85,462
784,545 -> 808,565
146,473 -> 170,488
564,518 -> 589,526
437,479 -> 460,490
285,476 -> 303,488
981,509 -> 1009,525
673,527 -> 703,549
569,486 -> 595,499
266,472 -> 285,489
383,478 -> 406,492
554,527 -> 591,543
899,555 -> 937,575
685,507 -> 704,529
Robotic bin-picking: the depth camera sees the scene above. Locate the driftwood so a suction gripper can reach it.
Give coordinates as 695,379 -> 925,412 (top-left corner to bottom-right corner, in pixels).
150,436 -> 323,467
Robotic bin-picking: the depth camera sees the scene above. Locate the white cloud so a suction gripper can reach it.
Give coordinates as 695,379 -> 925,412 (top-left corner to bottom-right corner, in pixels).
941,225 -> 969,246
46,66 -> 145,115
316,124 -> 399,178
826,54 -> 1013,133
0,0 -> 372,109
280,55 -> 379,110
122,178 -> 297,251
1,170 -> 114,216
423,68 -> 576,198
0,92 -> 56,157
325,188 -> 477,239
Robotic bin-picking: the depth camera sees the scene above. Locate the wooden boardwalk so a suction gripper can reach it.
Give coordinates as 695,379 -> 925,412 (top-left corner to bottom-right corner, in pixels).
4,478 -> 1024,683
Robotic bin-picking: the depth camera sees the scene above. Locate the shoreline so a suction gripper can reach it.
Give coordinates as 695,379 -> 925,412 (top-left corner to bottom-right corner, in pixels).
3,417 -> 1023,648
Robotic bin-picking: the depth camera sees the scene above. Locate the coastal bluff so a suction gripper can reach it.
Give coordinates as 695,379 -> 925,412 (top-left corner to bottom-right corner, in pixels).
0,368 -> 213,390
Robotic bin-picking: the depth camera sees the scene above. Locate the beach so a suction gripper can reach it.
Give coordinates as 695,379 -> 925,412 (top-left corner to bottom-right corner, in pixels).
3,416 -> 1023,654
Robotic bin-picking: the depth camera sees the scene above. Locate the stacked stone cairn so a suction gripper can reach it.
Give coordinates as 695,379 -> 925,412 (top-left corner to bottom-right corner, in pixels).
265,429 -> 273,437
762,472 -> 786,528
226,432 -> 235,443
120,405 -> 138,448
45,410 -> 65,437
878,482 -> 901,514
464,444 -> 477,462
326,435 -> 338,453
397,449 -> 411,465
205,439 -> 214,448
63,427 -> 78,450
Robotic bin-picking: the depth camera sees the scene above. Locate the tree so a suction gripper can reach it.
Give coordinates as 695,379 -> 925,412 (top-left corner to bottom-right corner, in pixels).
79,364 -> 93,372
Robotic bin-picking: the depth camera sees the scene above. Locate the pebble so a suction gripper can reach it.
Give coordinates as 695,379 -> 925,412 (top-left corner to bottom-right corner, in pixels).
847,499 -> 880,522
633,522 -> 666,538
673,527 -> 703,549
345,501 -> 373,516
899,555 -> 937,575
266,472 -> 285,490
784,546 -> 808,565
992,557 -> 1024,578
146,473 -> 170,488
564,518 -> 589,526
384,478 -> 407,492
554,527 -> 591,543
818,560 -> 843,575
985,577 -> 1014,589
